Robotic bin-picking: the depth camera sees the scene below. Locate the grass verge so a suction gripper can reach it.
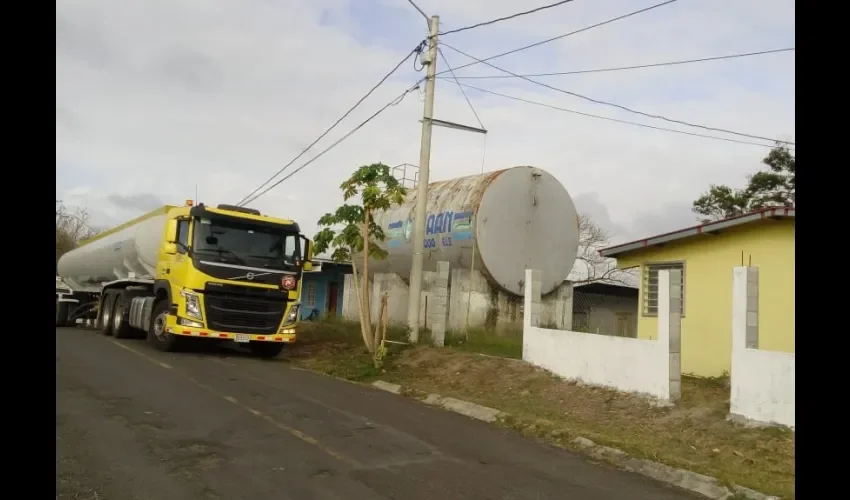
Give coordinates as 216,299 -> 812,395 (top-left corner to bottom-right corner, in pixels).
289,319 -> 794,499
444,327 -> 523,359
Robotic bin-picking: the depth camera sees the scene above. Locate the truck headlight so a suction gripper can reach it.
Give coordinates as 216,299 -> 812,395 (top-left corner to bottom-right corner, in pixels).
283,304 -> 300,326
180,289 -> 202,320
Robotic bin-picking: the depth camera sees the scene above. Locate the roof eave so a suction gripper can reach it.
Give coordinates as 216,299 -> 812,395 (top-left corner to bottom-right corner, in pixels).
600,207 -> 795,258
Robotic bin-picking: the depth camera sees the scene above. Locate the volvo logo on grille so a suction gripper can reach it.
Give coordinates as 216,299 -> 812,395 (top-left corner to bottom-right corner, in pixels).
246,272 -> 255,281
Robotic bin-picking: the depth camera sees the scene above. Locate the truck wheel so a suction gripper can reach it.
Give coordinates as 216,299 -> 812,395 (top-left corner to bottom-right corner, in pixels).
248,342 -> 285,359
112,290 -> 147,339
56,301 -> 70,327
147,299 -> 181,352
100,291 -> 119,336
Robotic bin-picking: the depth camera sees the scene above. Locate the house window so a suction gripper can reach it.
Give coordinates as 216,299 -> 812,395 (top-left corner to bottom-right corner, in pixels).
303,282 -> 317,308
642,262 -> 684,316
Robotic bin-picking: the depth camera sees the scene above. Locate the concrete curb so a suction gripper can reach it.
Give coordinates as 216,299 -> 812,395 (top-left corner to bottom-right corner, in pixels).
371,380 -> 780,500
371,380 -> 402,394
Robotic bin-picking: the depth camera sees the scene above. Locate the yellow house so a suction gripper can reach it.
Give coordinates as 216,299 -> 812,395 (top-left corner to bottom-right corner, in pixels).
599,207 -> 795,377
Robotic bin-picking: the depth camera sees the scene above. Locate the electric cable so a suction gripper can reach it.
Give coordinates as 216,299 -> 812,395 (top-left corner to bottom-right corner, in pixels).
438,0 -> 578,37
240,84 -> 422,206
404,0 -> 430,24
437,47 -> 485,130
457,82 -> 793,150
432,0 -> 679,78
440,42 -> 794,145
237,41 -> 426,206
437,48 -> 795,79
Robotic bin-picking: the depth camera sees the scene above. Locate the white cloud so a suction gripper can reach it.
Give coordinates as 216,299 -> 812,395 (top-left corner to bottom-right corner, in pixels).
56,0 -> 795,245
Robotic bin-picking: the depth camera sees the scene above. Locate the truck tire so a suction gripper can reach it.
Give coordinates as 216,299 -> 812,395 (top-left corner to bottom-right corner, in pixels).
112,290 -> 148,339
100,291 -> 119,337
56,300 -> 70,327
95,295 -> 107,331
248,342 -> 285,359
147,299 -> 182,352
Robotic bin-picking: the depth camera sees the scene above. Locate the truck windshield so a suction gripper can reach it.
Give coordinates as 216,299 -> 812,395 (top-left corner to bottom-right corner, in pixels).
192,218 -> 300,270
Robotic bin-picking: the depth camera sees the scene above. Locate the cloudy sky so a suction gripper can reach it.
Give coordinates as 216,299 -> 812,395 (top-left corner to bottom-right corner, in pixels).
56,0 -> 795,245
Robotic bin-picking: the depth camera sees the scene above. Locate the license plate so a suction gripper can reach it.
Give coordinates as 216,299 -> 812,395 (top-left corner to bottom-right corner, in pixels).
234,333 -> 251,343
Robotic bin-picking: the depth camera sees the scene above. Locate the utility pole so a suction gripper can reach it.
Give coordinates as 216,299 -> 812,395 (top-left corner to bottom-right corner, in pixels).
407,15 -> 440,343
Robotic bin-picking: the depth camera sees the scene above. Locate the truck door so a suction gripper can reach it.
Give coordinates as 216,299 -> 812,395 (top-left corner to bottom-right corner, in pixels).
157,218 -> 192,285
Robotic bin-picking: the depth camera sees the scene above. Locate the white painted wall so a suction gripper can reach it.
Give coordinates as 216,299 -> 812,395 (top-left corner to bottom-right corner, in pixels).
730,267 -> 795,428
522,269 -> 679,402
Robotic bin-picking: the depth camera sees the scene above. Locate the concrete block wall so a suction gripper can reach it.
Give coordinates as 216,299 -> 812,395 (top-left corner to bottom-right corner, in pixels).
445,269 -> 573,333
341,273 -> 365,321
371,272 -> 409,324
426,262 -> 450,346
540,281 -> 573,330
730,266 -> 795,428
522,269 -> 682,402
341,267 -> 574,335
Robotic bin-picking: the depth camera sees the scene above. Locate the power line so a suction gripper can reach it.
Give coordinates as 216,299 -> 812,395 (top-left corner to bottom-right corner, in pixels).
456,82 -> 792,150
437,48 -> 796,80
237,41 -> 426,206
440,42 -> 794,146
404,0 -> 429,24
436,47 -> 485,130
438,0 -> 577,37
240,85 -> 421,207
433,0 -> 679,78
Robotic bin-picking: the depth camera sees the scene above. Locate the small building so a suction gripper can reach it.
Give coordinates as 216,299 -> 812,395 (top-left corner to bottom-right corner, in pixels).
572,282 -> 639,337
300,258 -> 350,320
600,207 -> 795,377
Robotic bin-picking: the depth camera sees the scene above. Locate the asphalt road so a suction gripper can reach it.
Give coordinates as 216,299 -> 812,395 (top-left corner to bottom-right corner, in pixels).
57,327 -> 702,500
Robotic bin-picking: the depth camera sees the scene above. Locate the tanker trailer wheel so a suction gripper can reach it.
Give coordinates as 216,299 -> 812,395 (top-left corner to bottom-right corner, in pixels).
147,299 -> 182,352
99,290 -> 119,336
112,290 -> 147,339
248,342 -> 285,359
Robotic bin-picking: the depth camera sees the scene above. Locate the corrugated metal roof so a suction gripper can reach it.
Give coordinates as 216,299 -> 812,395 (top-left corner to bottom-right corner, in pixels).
600,207 -> 795,258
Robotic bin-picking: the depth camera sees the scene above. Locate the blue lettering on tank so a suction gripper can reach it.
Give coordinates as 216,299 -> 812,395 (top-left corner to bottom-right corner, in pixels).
389,209 -> 475,248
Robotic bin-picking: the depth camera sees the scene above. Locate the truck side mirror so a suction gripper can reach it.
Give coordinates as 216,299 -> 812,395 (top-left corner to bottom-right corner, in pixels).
164,242 -> 178,255
300,235 -> 313,271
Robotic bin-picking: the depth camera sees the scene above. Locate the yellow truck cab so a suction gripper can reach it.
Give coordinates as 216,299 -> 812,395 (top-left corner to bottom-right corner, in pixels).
55,201 -> 313,358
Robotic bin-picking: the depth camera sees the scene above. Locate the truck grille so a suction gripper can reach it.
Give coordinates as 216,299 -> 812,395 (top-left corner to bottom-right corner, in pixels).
203,285 -> 288,334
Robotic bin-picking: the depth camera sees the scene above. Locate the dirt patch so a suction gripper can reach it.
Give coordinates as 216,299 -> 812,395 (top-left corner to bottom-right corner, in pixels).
384,347 -> 794,499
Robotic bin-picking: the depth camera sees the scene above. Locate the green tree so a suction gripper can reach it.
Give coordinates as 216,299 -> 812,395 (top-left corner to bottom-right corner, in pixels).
692,143 -> 795,222
313,163 -> 406,363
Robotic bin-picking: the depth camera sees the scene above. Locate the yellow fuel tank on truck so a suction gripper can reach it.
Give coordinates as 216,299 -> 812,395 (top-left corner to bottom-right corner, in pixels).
56,201 -> 313,358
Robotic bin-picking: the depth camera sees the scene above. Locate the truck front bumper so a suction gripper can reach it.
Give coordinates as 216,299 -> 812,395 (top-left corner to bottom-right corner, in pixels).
164,315 -> 296,343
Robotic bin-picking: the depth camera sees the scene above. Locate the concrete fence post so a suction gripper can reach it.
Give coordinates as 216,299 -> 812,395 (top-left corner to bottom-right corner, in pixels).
428,261 -> 450,347
746,267 -> 759,349
732,266 -> 759,352
523,269 -> 542,328
658,270 -> 682,402
557,281 -> 574,330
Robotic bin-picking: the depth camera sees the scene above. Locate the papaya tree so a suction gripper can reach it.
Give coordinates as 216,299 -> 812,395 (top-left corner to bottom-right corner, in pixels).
313,163 -> 406,364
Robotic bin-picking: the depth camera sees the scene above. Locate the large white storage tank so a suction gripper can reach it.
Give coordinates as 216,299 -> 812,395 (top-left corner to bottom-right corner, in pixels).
370,166 -> 579,296
57,207 -> 173,293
